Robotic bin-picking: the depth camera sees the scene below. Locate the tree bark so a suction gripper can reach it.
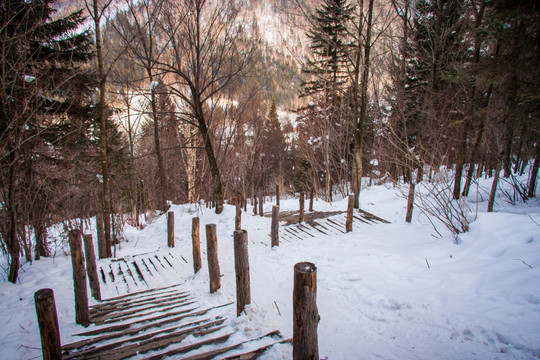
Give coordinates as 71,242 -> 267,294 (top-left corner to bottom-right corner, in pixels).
271,206 -> 280,247
235,205 -> 241,231
206,224 -> 221,293
487,164 -> 500,213
293,262 -> 319,360
192,217 -> 202,274
233,230 -> 251,316
299,192 -> 305,223
167,211 -> 174,247
34,289 -> 62,360
82,234 -> 101,301
528,144 -> 539,198
405,181 -> 415,223
68,230 -> 89,327
346,195 -> 354,232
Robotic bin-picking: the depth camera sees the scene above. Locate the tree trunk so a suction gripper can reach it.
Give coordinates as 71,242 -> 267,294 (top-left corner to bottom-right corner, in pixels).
487,164 -> 500,213
150,85 -> 168,212
528,144 -> 539,198
405,181 -> 415,223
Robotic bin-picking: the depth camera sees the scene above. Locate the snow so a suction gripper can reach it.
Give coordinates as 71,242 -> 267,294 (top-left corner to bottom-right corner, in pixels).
1,173 -> 540,359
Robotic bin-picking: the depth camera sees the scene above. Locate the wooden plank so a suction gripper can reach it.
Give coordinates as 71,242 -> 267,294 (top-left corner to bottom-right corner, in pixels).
297,224 -> 317,238
68,324 -> 227,360
89,293 -> 192,322
353,214 -> 371,224
89,283 -> 184,306
89,289 -> 189,314
62,319 -> 226,359
95,299 -> 198,325
143,332 -> 233,360
180,330 -> 282,360
358,209 -> 390,223
63,316 -> 220,351
75,302 -> 233,337
222,338 -> 292,360
325,218 -> 346,233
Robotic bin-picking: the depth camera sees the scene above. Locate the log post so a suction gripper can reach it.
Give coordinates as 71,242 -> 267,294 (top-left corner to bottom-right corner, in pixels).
96,213 -> 107,259
276,184 -> 280,206
34,289 -> 62,360
346,195 -> 354,233
82,234 -> 101,301
253,196 -> 258,215
293,262 -> 319,360
206,224 -> 221,293
68,230 -> 89,327
271,206 -> 280,247
309,188 -> 314,212
259,193 -> 264,217
192,217 -> 202,273
299,192 -> 305,223
233,229 -> 251,316
235,204 -> 242,231
167,212 -> 174,247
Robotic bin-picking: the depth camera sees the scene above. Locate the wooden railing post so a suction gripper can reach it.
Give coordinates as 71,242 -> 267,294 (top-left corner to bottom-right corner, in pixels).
309,188 -> 314,212
34,288 -> 62,360
235,204 -> 242,230
293,262 -> 319,360
192,217 -> 202,274
276,184 -> 280,206
82,234 -> 101,301
299,192 -> 305,223
233,229 -> 251,316
253,196 -> 258,215
346,195 -> 354,233
206,224 -> 221,293
271,206 -> 280,247
96,213 -> 107,259
167,211 -> 174,247
68,229 -> 89,327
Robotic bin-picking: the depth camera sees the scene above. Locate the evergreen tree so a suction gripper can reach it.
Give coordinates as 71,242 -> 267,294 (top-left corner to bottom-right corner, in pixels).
0,0 -> 94,282
260,100 -> 286,187
302,0 -> 355,97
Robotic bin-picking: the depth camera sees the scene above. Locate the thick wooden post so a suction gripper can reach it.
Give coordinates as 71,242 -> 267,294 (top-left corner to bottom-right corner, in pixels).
309,188 -> 314,212
68,230 -> 89,327
167,212 -> 174,247
346,195 -> 354,233
299,192 -> 305,223
34,289 -> 62,360
235,204 -> 242,230
259,193 -> 264,217
233,229 -> 251,316
206,224 -> 221,293
271,206 -> 280,247
253,196 -> 258,215
276,184 -> 280,206
82,234 -> 101,301
293,262 -> 319,360
96,213 -> 107,259
192,217 -> 202,274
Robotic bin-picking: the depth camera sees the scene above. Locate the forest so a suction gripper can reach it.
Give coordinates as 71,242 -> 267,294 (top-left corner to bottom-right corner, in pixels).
0,0 -> 538,285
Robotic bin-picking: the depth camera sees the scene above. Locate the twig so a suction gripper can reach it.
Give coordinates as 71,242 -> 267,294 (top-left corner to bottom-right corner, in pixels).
274,300 -> 282,316
425,258 -> 430,269
513,259 -> 533,269
528,215 -> 540,227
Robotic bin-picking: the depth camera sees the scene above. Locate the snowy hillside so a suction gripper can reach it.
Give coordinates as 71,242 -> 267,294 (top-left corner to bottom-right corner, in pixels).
1,173 -> 539,359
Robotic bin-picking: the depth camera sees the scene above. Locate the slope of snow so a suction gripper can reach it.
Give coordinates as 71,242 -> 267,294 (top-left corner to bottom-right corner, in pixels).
1,173 -> 539,359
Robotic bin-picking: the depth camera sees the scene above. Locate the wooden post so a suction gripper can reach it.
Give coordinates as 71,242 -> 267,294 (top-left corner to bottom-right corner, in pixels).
68,230 -> 89,327
271,206 -> 280,247
82,234 -> 101,301
206,224 -> 221,293
293,262 -> 319,360
346,195 -> 354,233
96,213 -> 107,259
253,196 -> 258,215
34,289 -> 62,360
235,204 -> 242,230
299,192 -> 305,223
192,217 -> 202,273
309,188 -> 314,212
233,229 -> 251,316
167,211 -> 174,247
276,184 -> 280,206
259,193 -> 264,217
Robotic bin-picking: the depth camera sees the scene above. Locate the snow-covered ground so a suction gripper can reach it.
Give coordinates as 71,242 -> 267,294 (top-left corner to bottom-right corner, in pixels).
1,173 -> 539,359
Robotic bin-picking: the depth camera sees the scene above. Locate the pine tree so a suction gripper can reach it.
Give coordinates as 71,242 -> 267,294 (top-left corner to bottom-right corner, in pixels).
260,100 -> 286,187
0,0 -> 94,282
302,0 -> 355,97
